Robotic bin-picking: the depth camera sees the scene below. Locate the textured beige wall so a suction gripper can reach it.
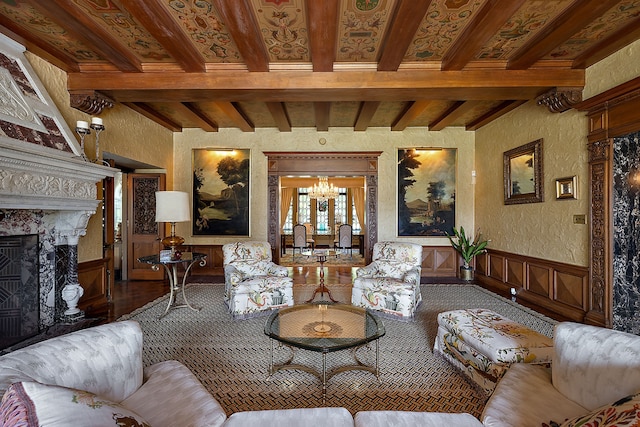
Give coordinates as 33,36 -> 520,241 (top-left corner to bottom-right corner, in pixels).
173,127 -> 475,247
475,103 -> 589,265
26,53 -> 173,262
584,38 -> 640,99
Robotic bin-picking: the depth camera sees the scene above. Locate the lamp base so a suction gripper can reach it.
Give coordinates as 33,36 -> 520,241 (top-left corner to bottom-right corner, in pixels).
161,235 -> 185,248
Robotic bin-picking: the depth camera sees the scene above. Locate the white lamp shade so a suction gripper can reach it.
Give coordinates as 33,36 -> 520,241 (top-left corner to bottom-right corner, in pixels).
155,191 -> 190,222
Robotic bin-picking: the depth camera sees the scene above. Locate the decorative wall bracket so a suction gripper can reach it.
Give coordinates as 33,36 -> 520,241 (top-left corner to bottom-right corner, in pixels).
536,87 -> 583,113
70,90 -> 114,115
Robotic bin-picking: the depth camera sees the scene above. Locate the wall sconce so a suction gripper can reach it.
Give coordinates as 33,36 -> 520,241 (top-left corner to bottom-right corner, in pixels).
75,117 -> 106,164
155,191 -> 190,257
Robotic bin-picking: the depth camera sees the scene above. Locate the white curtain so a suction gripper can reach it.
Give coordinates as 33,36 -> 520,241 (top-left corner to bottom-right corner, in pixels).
352,187 -> 365,231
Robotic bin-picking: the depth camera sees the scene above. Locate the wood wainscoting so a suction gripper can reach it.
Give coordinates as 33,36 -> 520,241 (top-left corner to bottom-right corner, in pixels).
188,244 -> 458,278
78,258 -> 109,316
474,249 -> 590,323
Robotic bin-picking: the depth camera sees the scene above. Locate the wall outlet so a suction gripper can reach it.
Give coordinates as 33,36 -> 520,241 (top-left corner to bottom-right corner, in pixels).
573,214 -> 586,224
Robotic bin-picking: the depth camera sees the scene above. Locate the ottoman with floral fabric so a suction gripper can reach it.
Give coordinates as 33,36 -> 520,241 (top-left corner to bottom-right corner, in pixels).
433,308 -> 554,394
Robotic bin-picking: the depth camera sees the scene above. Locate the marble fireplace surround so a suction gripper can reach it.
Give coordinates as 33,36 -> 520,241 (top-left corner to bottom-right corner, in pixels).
0,33 -> 114,332
0,143 -> 113,329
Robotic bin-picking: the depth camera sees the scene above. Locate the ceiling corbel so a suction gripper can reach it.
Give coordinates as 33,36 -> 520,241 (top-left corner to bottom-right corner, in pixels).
69,91 -> 114,115
536,87 -> 583,113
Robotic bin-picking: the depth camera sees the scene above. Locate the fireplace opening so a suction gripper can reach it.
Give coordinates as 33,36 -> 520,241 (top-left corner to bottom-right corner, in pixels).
0,234 -> 40,350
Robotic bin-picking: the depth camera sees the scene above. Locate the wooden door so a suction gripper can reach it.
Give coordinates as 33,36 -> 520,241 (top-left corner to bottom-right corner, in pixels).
126,173 -> 165,280
102,173 -> 115,299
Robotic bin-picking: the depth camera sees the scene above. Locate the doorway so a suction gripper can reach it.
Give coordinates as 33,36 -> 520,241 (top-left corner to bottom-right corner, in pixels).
264,152 -> 381,263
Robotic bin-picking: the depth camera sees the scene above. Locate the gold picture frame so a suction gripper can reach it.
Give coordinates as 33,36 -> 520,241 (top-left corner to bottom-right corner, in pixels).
503,139 -> 544,205
556,176 -> 578,200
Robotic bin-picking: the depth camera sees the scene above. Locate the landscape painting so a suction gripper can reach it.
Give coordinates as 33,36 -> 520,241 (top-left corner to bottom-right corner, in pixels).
398,148 -> 456,236
192,149 -> 250,236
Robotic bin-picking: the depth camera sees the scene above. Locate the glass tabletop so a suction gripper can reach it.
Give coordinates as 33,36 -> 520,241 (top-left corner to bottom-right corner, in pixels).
137,252 -> 206,265
264,302 -> 385,353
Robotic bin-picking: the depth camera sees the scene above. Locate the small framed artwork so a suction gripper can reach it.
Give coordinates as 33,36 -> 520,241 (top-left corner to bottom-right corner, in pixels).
503,139 -> 544,205
192,148 -> 250,236
556,176 -> 578,200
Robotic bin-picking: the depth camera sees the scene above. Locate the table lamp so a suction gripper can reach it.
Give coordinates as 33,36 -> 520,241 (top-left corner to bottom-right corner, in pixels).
155,191 -> 190,256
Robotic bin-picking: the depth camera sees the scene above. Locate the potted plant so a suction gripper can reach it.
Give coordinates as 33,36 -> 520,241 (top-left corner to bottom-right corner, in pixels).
446,226 -> 489,281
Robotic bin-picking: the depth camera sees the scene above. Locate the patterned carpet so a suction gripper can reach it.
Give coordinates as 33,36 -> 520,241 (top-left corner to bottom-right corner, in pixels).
119,284 -> 556,417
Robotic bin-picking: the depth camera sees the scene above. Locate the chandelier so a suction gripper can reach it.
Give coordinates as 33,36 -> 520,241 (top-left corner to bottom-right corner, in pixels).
309,176 -> 339,201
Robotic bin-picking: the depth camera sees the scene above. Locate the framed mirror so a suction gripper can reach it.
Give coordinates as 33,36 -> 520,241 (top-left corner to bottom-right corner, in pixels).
503,139 -> 543,205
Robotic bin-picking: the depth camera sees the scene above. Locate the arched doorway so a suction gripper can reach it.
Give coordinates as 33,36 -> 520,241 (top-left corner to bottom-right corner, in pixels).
264,152 -> 382,263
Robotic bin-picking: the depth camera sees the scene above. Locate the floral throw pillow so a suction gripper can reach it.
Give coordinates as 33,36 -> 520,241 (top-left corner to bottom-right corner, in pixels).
0,381 -> 150,427
542,392 -> 640,427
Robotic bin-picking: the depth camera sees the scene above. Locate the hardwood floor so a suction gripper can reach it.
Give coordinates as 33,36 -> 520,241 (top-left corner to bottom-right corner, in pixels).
103,266 -> 358,323
102,266 -> 570,323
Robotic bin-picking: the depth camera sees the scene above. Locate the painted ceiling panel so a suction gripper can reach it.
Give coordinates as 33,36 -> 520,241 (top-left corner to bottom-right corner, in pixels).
369,101 -> 407,128
331,102 -> 360,127
336,0 -> 397,62
162,0 -> 243,63
237,101 -> 277,127
0,2 -> 103,61
476,0 -> 573,60
546,0 -> 640,60
283,101 -> 315,127
250,0 -> 309,62
405,0 -> 486,61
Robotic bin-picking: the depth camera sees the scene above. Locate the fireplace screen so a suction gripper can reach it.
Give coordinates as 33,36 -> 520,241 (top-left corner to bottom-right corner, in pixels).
0,234 -> 39,350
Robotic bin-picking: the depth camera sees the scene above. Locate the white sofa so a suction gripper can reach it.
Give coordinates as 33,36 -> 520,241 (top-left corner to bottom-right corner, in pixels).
2,321 -> 639,427
0,321 -> 351,427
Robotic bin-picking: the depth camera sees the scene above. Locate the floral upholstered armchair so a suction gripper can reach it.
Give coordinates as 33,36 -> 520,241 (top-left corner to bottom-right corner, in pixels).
222,241 -> 294,319
351,241 -> 422,319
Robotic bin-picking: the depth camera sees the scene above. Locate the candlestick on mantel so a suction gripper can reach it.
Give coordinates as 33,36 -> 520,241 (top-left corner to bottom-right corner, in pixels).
75,121 -> 90,161
90,118 -> 105,162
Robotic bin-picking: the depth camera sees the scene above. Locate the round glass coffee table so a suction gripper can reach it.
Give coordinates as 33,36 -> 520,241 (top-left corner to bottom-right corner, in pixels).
264,302 -> 385,403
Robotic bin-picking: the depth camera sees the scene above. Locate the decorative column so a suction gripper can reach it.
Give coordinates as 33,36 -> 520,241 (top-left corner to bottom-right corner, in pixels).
55,210 -> 94,322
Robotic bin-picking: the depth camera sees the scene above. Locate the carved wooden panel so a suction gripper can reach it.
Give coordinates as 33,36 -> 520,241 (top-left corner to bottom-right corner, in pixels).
505,258 -> 524,288
555,270 -> 587,310
476,249 -> 589,323
186,245 -> 224,276
421,246 -> 456,277
488,253 -> 505,282
78,258 -> 108,315
527,263 -> 551,298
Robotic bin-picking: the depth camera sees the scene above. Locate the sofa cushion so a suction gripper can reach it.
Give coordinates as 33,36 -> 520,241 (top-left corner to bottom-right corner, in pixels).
0,381 -> 149,427
223,407 -> 353,427
120,360 -> 227,427
543,392 -> 640,427
552,322 -> 640,411
0,320 -> 144,402
481,363 -> 587,427
354,411 -> 483,427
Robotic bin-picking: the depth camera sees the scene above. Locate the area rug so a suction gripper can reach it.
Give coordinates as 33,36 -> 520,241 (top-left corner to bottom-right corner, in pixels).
279,252 -> 366,267
119,284 -> 556,417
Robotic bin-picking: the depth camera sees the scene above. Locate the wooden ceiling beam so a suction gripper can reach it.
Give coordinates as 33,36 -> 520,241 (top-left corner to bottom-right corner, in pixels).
507,0 -> 622,70
122,102 -> 182,132
314,102 -> 331,132
572,16 -> 640,69
466,100 -> 527,131
215,101 -> 254,132
377,0 -> 433,71
68,69 -> 585,96
266,102 -> 291,132
177,103 -> 218,132
307,0 -> 339,72
209,0 -> 269,72
354,101 -> 381,131
123,0 -> 205,73
391,100 -> 431,131
429,101 -> 479,131
31,0 -> 141,72
441,0 -> 526,71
